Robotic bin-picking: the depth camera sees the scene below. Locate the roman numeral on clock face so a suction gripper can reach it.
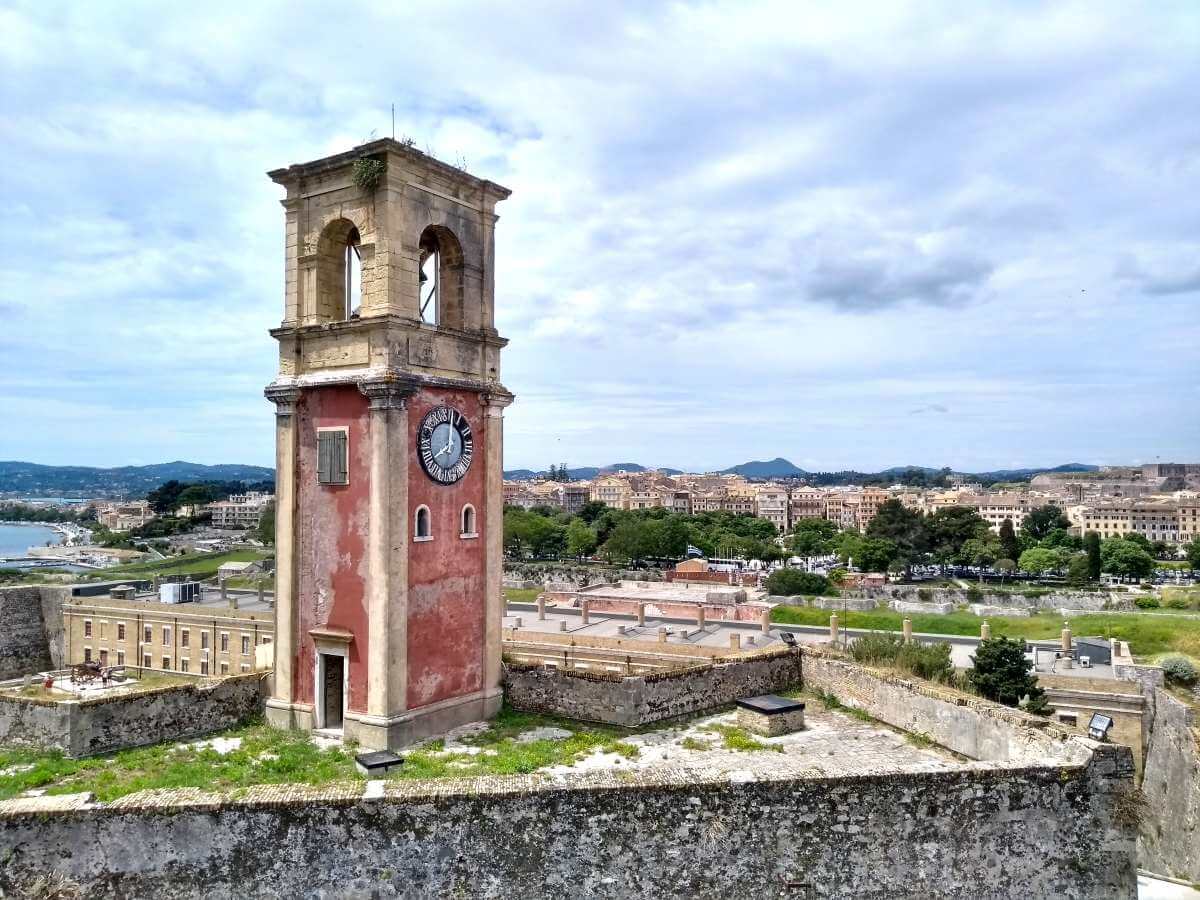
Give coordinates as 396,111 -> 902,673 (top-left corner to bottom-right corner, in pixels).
417,405 -> 474,484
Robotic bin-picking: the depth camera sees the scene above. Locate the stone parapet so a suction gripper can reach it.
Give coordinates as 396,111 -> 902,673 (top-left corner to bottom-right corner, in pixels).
0,748 -> 1137,899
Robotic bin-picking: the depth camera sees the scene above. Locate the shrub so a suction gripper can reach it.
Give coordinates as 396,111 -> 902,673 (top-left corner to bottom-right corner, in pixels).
917,588 -> 933,602
850,632 -> 905,665
897,641 -> 955,682
1164,596 -> 1190,610
1135,596 -> 1161,609
1160,655 -> 1199,686
849,632 -> 954,683
765,569 -> 830,597
351,157 -> 385,191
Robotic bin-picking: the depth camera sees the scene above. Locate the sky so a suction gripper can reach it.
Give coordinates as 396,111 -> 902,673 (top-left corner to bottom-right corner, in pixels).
1,1 -> 1198,474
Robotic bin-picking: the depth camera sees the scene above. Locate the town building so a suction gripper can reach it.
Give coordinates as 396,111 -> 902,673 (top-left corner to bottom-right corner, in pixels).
788,487 -> 825,522
208,491 -> 273,529
97,500 -> 156,532
754,485 -> 789,532
64,586 -> 274,676
262,139 -> 511,750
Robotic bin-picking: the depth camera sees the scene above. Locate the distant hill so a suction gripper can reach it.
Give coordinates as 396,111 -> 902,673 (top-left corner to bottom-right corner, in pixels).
503,459 -> 1101,485
0,461 -> 275,498
719,458 -> 807,478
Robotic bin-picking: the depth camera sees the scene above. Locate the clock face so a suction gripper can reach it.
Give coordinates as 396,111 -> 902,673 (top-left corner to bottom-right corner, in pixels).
417,406 -> 474,484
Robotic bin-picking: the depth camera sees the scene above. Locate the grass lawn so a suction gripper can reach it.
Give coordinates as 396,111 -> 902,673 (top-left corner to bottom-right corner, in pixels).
770,604 -> 1200,659
86,549 -> 269,583
0,707 -> 639,803
503,587 -> 541,604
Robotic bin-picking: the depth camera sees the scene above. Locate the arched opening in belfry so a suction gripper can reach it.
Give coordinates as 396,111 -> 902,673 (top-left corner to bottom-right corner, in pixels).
418,225 -> 464,329
315,218 -> 363,323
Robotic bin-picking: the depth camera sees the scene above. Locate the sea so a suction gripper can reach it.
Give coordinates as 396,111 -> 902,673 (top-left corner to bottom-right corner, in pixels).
0,523 -> 62,560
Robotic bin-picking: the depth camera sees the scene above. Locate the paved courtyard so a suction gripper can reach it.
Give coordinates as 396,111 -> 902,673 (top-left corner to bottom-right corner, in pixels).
535,703 -> 967,783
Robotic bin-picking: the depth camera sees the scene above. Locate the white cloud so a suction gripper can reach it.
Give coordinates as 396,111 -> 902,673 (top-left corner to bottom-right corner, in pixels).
0,0 -> 1197,471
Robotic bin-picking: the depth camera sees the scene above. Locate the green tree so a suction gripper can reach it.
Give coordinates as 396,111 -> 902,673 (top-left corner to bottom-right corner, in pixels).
926,506 -> 990,561
1067,553 -> 1091,587
146,480 -> 188,514
865,499 -> 928,565
1018,547 -> 1065,575
1186,538 -> 1200,571
577,501 -> 608,524
564,519 -> 597,559
994,558 -> 1016,584
765,569 -> 830,597
1021,504 -> 1071,542
789,518 -> 838,556
1121,532 -> 1153,552
255,502 -> 276,545
959,536 -> 1000,581
998,518 -> 1020,563
1100,539 -> 1155,580
602,520 -> 651,565
969,636 -> 1046,710
1083,531 -> 1102,579
1040,528 -> 1081,551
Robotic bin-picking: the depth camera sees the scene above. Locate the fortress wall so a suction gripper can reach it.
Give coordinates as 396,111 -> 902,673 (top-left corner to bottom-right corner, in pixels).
0,755 -> 1137,900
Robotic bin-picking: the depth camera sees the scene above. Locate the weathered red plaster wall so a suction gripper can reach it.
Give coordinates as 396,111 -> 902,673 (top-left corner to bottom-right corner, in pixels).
406,387 -> 487,709
294,385 -> 370,713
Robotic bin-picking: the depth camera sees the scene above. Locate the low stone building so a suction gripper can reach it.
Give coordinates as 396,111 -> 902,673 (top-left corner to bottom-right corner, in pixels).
63,586 -> 274,677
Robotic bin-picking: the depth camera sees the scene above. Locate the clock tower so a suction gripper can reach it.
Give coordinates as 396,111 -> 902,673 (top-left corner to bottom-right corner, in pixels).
262,140 -> 512,750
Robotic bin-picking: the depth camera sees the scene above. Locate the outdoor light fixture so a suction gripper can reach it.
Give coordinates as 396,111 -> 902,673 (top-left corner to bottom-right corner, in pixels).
1088,713 -> 1114,742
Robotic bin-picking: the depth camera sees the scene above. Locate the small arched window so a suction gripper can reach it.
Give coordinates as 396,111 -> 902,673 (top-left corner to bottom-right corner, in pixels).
414,505 -> 432,541
461,504 -> 477,538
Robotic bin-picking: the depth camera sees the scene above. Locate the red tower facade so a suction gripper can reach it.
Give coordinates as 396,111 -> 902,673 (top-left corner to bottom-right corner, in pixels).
263,140 -> 511,750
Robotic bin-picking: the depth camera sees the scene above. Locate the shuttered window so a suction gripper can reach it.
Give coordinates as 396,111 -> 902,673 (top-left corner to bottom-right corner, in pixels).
317,430 -> 348,485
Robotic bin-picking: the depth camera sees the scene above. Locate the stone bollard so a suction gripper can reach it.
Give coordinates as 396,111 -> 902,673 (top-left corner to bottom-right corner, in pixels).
220,579 -> 228,602
903,618 -> 913,644
981,620 -> 991,640
746,635 -> 756,646
637,603 -> 646,627
730,633 -> 741,651
617,625 -> 626,635
559,620 -> 568,632
580,601 -> 590,626
658,627 -> 668,644
1061,622 -> 1073,668
761,608 -> 771,634
513,616 -> 522,629
229,594 -> 239,610
258,580 -> 266,604
696,606 -> 706,629
829,613 -> 839,642
537,595 -> 546,621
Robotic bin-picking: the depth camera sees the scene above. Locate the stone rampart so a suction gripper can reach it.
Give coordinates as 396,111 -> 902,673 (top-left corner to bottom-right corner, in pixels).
0,750 -> 1137,899
0,585 -> 70,679
845,584 -> 1134,612
799,646 -> 1097,765
890,599 -> 955,615
505,562 -> 662,588
0,672 -> 266,757
503,648 -> 803,726
1138,689 -> 1200,882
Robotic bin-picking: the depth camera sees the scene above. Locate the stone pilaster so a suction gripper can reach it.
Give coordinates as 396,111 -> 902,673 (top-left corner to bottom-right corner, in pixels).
359,376 -> 415,727
263,384 -> 301,728
481,392 -> 513,696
